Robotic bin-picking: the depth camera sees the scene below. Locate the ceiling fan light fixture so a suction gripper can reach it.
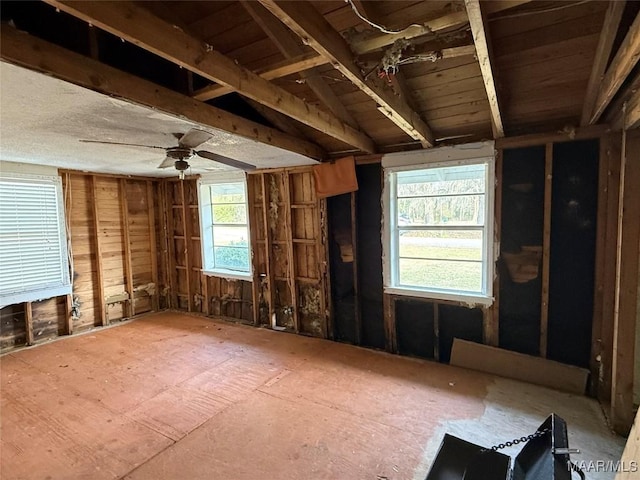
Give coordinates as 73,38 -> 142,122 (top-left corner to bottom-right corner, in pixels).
174,159 -> 190,171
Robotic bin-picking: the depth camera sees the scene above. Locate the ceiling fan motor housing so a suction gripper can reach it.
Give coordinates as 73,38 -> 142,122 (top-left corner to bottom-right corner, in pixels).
166,146 -> 193,160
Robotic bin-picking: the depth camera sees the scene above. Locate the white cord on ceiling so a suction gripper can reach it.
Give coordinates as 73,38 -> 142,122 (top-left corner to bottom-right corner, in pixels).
344,0 -> 423,35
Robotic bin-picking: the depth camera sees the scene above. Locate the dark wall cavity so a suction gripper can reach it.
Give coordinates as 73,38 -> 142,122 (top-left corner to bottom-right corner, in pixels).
356,164 -> 385,349
499,146 -> 545,356
548,140 -> 598,368
328,193 -> 357,343
395,300 -> 435,359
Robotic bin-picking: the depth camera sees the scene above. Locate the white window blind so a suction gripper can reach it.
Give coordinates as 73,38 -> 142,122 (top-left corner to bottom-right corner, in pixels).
0,173 -> 71,307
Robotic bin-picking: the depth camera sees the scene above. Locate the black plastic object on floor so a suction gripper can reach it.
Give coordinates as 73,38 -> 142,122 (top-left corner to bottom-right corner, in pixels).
425,414 -> 579,480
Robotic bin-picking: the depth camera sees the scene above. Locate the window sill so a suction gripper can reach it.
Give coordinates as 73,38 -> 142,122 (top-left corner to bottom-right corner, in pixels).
202,269 -> 252,282
384,286 -> 493,307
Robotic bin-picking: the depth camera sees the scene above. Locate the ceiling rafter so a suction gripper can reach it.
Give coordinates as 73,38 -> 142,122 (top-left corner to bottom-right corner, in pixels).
259,0 -> 435,148
193,52 -> 329,101
241,1 -> 360,130
581,1 -> 626,126
43,0 -> 376,154
347,1 -> 533,56
464,0 -> 504,138
589,11 -> 640,125
606,69 -> 640,131
0,25 -> 325,161
349,10 -> 469,56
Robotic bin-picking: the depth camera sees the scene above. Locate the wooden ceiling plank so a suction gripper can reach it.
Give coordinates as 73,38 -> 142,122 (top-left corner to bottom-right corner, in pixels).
590,12 -> 640,124
0,26 -> 325,161
482,0 -> 533,16
242,1 -> 360,130
464,0 -> 505,137
44,0 -> 375,153
192,52 -> 329,101
260,0 -> 435,147
580,1 -> 626,126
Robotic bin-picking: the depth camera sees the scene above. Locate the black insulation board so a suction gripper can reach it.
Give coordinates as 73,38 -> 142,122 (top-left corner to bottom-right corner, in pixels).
327,193 -> 357,343
356,164 -> 385,349
438,304 -> 483,363
548,140 -> 598,368
499,146 -> 545,356
395,299 -> 435,359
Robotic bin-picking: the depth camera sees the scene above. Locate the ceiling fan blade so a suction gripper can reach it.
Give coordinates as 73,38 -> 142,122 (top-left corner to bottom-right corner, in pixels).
178,128 -> 213,149
79,139 -> 166,150
158,156 -> 175,169
195,150 -> 256,171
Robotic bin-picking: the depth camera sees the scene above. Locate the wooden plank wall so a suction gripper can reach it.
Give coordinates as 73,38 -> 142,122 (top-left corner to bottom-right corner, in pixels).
162,177 -> 253,323
161,167 -> 328,336
0,171 -> 162,352
247,167 -> 328,336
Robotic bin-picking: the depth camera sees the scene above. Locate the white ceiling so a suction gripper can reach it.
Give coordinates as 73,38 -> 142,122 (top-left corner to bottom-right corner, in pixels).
0,62 -> 317,178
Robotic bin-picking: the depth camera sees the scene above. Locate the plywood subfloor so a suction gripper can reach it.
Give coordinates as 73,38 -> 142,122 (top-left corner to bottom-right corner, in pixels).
1,312 -> 625,480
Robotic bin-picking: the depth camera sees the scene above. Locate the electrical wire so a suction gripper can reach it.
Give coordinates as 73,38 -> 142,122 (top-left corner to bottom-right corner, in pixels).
344,0 -> 424,35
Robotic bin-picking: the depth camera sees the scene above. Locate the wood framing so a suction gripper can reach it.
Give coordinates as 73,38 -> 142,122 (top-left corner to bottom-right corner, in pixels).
43,1 -> 375,153
120,179 -> 135,318
589,12 -> 640,124
242,1 -> 359,130
192,52 -> 329,101
260,174 -> 276,325
599,133 -> 622,401
495,125 -> 610,150
464,0 -> 505,137
90,176 -> 107,326
0,25 -> 325,161
486,149 -> 502,347
540,143 -> 553,358
349,11 -> 469,55
283,173 -> 300,333
383,294 -> 397,353
146,181 -> 160,312
259,0 -> 435,147
580,1 -> 626,126
24,302 -> 33,346
611,129 -> 640,435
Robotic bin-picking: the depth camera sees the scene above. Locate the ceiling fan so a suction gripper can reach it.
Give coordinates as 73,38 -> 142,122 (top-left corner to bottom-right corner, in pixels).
80,128 -> 256,178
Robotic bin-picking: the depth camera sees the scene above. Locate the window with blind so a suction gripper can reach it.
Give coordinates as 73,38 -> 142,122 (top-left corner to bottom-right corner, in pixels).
0,173 -> 71,308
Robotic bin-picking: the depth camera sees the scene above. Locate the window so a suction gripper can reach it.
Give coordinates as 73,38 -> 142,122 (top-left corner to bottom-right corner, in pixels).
0,172 -> 71,307
383,142 -> 495,305
198,173 -> 252,280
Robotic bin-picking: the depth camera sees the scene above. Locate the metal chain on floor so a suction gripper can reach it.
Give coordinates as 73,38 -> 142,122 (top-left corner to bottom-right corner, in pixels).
485,427 -> 550,451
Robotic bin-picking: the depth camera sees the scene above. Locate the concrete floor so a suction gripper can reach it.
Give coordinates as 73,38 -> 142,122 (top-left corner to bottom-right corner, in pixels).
1,312 -> 625,480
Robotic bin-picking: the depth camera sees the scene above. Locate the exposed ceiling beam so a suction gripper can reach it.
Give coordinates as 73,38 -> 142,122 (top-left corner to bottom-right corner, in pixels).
349,10 -> 469,55
242,1 -> 360,130
260,0 -> 435,147
581,1 -> 626,126
464,0 -> 504,137
0,26 -> 325,161
623,87 -> 640,129
590,12 -> 640,124
244,98 -> 308,138
44,0 -> 376,153
607,69 -> 640,130
192,52 -> 329,101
